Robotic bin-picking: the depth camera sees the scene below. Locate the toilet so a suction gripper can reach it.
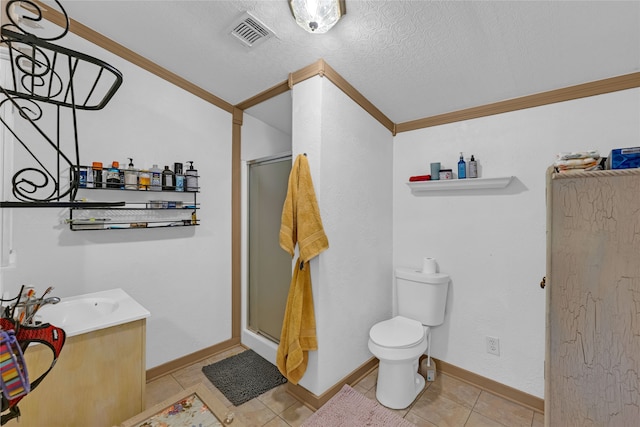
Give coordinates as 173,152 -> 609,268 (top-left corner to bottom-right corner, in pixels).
368,265 -> 449,409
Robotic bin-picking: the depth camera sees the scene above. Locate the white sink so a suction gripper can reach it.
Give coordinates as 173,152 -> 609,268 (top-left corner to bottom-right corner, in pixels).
37,297 -> 119,327
34,288 -> 150,337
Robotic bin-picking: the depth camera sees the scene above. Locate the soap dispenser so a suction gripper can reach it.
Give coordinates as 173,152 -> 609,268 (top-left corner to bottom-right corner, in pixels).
185,161 -> 199,192
469,155 -> 478,178
457,152 -> 466,179
124,158 -> 138,190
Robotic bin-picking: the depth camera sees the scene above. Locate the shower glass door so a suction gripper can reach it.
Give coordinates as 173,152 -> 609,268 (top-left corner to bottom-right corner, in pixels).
248,155 -> 292,343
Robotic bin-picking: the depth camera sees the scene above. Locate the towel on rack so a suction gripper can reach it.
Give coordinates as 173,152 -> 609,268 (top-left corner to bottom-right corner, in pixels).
277,154 -> 328,384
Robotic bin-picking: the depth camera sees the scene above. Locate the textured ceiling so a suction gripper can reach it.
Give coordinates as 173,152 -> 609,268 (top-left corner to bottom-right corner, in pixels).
37,1 -> 640,134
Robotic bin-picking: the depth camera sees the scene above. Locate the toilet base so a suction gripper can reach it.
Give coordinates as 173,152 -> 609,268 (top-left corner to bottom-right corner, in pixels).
375,357 -> 426,409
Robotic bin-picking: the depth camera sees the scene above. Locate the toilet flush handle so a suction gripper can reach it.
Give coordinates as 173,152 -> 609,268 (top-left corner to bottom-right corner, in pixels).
540,276 -> 546,289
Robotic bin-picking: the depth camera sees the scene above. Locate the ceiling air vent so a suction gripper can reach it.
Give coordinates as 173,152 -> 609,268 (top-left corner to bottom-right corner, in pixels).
229,12 -> 274,49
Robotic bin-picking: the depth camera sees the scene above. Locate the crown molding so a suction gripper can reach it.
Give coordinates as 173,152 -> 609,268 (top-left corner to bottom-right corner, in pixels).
396,72 -> 640,133
34,0 -> 638,135
235,80 -> 290,111
31,0 -> 234,114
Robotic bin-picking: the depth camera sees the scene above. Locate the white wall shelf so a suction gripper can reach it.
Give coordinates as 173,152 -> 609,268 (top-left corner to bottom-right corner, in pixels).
407,176 -> 514,194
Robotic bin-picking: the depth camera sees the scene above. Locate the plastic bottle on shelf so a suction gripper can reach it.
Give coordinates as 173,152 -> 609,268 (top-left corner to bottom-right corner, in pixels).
162,165 -> 175,191
457,152 -> 466,179
469,155 -> 478,178
92,162 -> 103,188
119,161 -> 126,189
106,161 -> 120,188
86,165 -> 94,188
124,158 -> 138,190
138,169 -> 150,190
174,162 -> 184,192
150,164 -> 162,191
185,161 -> 199,192
78,166 -> 88,188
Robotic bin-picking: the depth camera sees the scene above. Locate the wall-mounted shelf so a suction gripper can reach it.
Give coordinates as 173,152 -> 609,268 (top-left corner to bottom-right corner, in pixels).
68,188 -> 199,231
407,176 -> 514,194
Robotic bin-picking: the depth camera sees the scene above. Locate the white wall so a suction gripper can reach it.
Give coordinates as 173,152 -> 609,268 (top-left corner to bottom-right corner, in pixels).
393,88 -> 640,398
241,112 -> 291,161
292,76 -> 394,395
0,31 -> 233,369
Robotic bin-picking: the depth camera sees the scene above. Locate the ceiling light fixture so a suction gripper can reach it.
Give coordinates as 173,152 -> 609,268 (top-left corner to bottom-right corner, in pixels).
289,0 -> 346,34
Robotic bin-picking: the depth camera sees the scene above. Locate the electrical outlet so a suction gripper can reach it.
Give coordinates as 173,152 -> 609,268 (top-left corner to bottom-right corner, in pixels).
486,336 -> 500,356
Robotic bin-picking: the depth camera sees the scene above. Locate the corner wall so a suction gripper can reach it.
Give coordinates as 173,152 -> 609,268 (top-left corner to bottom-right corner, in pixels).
393,87 -> 640,398
291,76 -> 394,395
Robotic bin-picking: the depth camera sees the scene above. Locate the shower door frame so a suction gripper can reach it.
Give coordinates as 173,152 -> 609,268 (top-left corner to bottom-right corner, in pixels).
245,153 -> 292,344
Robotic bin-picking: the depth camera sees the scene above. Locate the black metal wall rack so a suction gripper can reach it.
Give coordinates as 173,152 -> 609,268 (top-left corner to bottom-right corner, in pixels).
0,0 -> 123,208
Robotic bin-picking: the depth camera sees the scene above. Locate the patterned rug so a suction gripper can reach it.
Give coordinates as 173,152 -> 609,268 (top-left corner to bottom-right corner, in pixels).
201,349 -> 287,406
302,385 -> 416,427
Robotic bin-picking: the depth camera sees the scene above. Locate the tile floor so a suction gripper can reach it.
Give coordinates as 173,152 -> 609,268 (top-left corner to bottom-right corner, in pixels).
145,346 -> 544,427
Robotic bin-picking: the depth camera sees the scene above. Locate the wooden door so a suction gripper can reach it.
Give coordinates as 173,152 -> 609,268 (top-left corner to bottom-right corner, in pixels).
546,169 -> 640,426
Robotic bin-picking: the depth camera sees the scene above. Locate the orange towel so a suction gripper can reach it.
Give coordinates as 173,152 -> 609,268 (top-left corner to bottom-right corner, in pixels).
276,154 -> 329,384
279,154 -> 329,262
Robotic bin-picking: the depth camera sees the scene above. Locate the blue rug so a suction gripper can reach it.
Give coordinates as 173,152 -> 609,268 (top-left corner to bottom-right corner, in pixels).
202,349 -> 287,406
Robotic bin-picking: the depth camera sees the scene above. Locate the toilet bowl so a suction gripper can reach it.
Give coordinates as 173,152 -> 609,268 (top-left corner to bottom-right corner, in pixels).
368,264 -> 449,410
368,316 -> 429,409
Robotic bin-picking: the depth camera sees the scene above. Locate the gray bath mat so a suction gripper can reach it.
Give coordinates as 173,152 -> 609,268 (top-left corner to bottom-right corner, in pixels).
202,349 -> 287,406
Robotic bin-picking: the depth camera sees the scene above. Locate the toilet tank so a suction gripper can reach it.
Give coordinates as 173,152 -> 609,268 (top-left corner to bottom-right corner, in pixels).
395,267 -> 449,326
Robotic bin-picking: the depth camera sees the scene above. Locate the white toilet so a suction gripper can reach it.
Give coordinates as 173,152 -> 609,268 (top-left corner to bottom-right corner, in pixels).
368,265 -> 449,409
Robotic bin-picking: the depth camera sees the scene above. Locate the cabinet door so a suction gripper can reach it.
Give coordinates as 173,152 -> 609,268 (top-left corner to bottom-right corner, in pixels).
546,172 -> 640,426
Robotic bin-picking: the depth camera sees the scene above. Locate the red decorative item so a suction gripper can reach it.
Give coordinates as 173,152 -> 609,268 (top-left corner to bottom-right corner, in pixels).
0,318 -> 65,424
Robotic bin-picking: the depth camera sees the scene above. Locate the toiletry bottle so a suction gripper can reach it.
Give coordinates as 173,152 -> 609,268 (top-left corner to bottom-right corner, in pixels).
92,162 -> 103,188
119,161 -> 126,189
124,158 -> 138,190
162,165 -> 175,191
138,169 -> 150,190
78,166 -> 88,188
86,165 -> 94,188
185,161 -> 199,192
174,162 -> 184,192
106,161 -> 120,188
469,155 -> 478,178
150,164 -> 162,191
458,152 -> 466,179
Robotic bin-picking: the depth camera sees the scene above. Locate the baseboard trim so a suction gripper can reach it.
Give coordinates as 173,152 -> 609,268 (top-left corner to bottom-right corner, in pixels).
287,356 -> 543,414
286,357 -> 379,411
146,338 -> 242,382
432,357 -> 544,414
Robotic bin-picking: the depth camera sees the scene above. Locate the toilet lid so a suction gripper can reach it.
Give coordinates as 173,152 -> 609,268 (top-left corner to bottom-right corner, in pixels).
370,316 -> 424,348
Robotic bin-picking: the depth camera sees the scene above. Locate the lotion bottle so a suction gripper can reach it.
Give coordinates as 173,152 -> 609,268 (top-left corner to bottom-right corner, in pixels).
457,152 -> 466,179
185,161 -> 199,192
469,155 -> 478,178
124,158 -> 138,190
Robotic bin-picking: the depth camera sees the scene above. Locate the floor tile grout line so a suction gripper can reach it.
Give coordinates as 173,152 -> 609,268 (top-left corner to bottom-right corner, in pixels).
148,350 -> 540,427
